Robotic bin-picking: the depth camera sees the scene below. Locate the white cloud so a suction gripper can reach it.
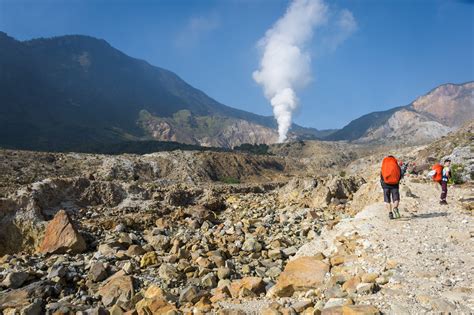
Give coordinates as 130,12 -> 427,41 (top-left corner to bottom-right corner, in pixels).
175,13 -> 219,49
323,9 -> 358,52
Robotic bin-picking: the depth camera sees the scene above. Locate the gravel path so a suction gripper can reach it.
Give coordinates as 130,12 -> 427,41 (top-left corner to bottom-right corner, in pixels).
300,177 -> 474,314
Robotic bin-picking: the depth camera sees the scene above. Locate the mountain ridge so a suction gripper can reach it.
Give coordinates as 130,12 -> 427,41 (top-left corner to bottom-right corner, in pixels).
0,31 -> 329,151
326,81 -> 473,144
1,31 -> 472,151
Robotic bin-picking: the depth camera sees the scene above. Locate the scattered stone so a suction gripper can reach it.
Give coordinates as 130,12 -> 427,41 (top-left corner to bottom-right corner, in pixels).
1,271 -> 29,289
179,285 -> 201,304
97,271 -> 135,307
39,210 -> 87,254
140,252 -> 158,268
330,255 -> 345,266
122,262 -> 133,274
341,276 -> 360,294
229,277 -> 265,298
323,298 -> 353,309
210,285 -> 231,303
217,267 -> 231,280
109,305 -> 124,315
343,305 -> 380,315
98,243 -> 117,257
356,282 -> 374,294
201,273 -> 217,288
127,245 -> 146,256
291,300 -> 313,313
89,262 -> 108,282
268,249 -> 282,259
159,263 -> 179,281
282,247 -> 298,257
20,299 -> 43,315
361,273 -> 378,283
375,276 -> 388,285
136,286 -> 176,315
1,146 -> 472,315
194,296 -> 212,313
242,237 -> 262,252
47,264 -> 67,280
0,281 -> 50,311
271,256 -> 329,297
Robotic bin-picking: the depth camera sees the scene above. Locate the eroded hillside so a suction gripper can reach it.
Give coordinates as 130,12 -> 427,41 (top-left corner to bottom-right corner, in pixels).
0,132 -> 472,314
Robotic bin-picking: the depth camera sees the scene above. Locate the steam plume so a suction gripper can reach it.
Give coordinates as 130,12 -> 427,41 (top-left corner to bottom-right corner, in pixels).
253,0 -> 327,142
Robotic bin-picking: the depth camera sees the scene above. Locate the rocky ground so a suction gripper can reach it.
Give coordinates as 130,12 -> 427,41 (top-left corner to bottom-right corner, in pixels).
0,128 -> 472,314
0,147 -> 367,314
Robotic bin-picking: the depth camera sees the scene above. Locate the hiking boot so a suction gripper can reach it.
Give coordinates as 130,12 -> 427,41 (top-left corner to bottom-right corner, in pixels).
440,200 -> 448,205
393,208 -> 401,218
389,212 -> 394,220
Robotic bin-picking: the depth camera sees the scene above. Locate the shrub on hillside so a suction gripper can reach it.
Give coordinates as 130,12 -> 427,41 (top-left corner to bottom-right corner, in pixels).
233,143 -> 271,155
449,163 -> 465,185
219,176 -> 240,184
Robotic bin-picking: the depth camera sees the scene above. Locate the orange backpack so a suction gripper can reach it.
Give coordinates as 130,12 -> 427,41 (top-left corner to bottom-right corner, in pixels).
432,163 -> 443,182
381,156 -> 401,185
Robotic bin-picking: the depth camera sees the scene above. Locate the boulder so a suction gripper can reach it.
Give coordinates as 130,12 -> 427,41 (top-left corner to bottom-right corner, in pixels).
1,271 -> 29,289
229,277 -> 265,298
0,281 -> 50,311
311,176 -> 365,208
272,256 -> 329,297
39,210 -> 86,254
136,286 -> 176,315
97,271 -> 135,307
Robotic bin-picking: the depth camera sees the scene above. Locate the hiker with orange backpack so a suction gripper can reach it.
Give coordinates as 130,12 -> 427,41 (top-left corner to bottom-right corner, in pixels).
381,156 -> 407,219
430,159 -> 451,205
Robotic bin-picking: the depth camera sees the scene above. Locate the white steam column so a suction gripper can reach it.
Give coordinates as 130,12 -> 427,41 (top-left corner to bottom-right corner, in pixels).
253,0 -> 327,142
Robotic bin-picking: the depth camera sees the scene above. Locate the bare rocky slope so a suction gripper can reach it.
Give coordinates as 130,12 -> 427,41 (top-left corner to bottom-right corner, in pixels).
327,82 -> 473,145
412,82 -> 474,127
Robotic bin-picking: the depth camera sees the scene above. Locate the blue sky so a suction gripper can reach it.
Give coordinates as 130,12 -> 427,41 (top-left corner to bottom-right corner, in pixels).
0,0 -> 473,129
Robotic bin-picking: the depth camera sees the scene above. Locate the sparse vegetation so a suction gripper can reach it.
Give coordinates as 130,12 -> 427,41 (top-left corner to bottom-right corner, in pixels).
219,176 -> 241,184
233,143 -> 272,155
449,163 -> 465,185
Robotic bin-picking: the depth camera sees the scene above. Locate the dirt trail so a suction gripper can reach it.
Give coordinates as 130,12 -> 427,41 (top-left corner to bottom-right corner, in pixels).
299,176 -> 474,314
